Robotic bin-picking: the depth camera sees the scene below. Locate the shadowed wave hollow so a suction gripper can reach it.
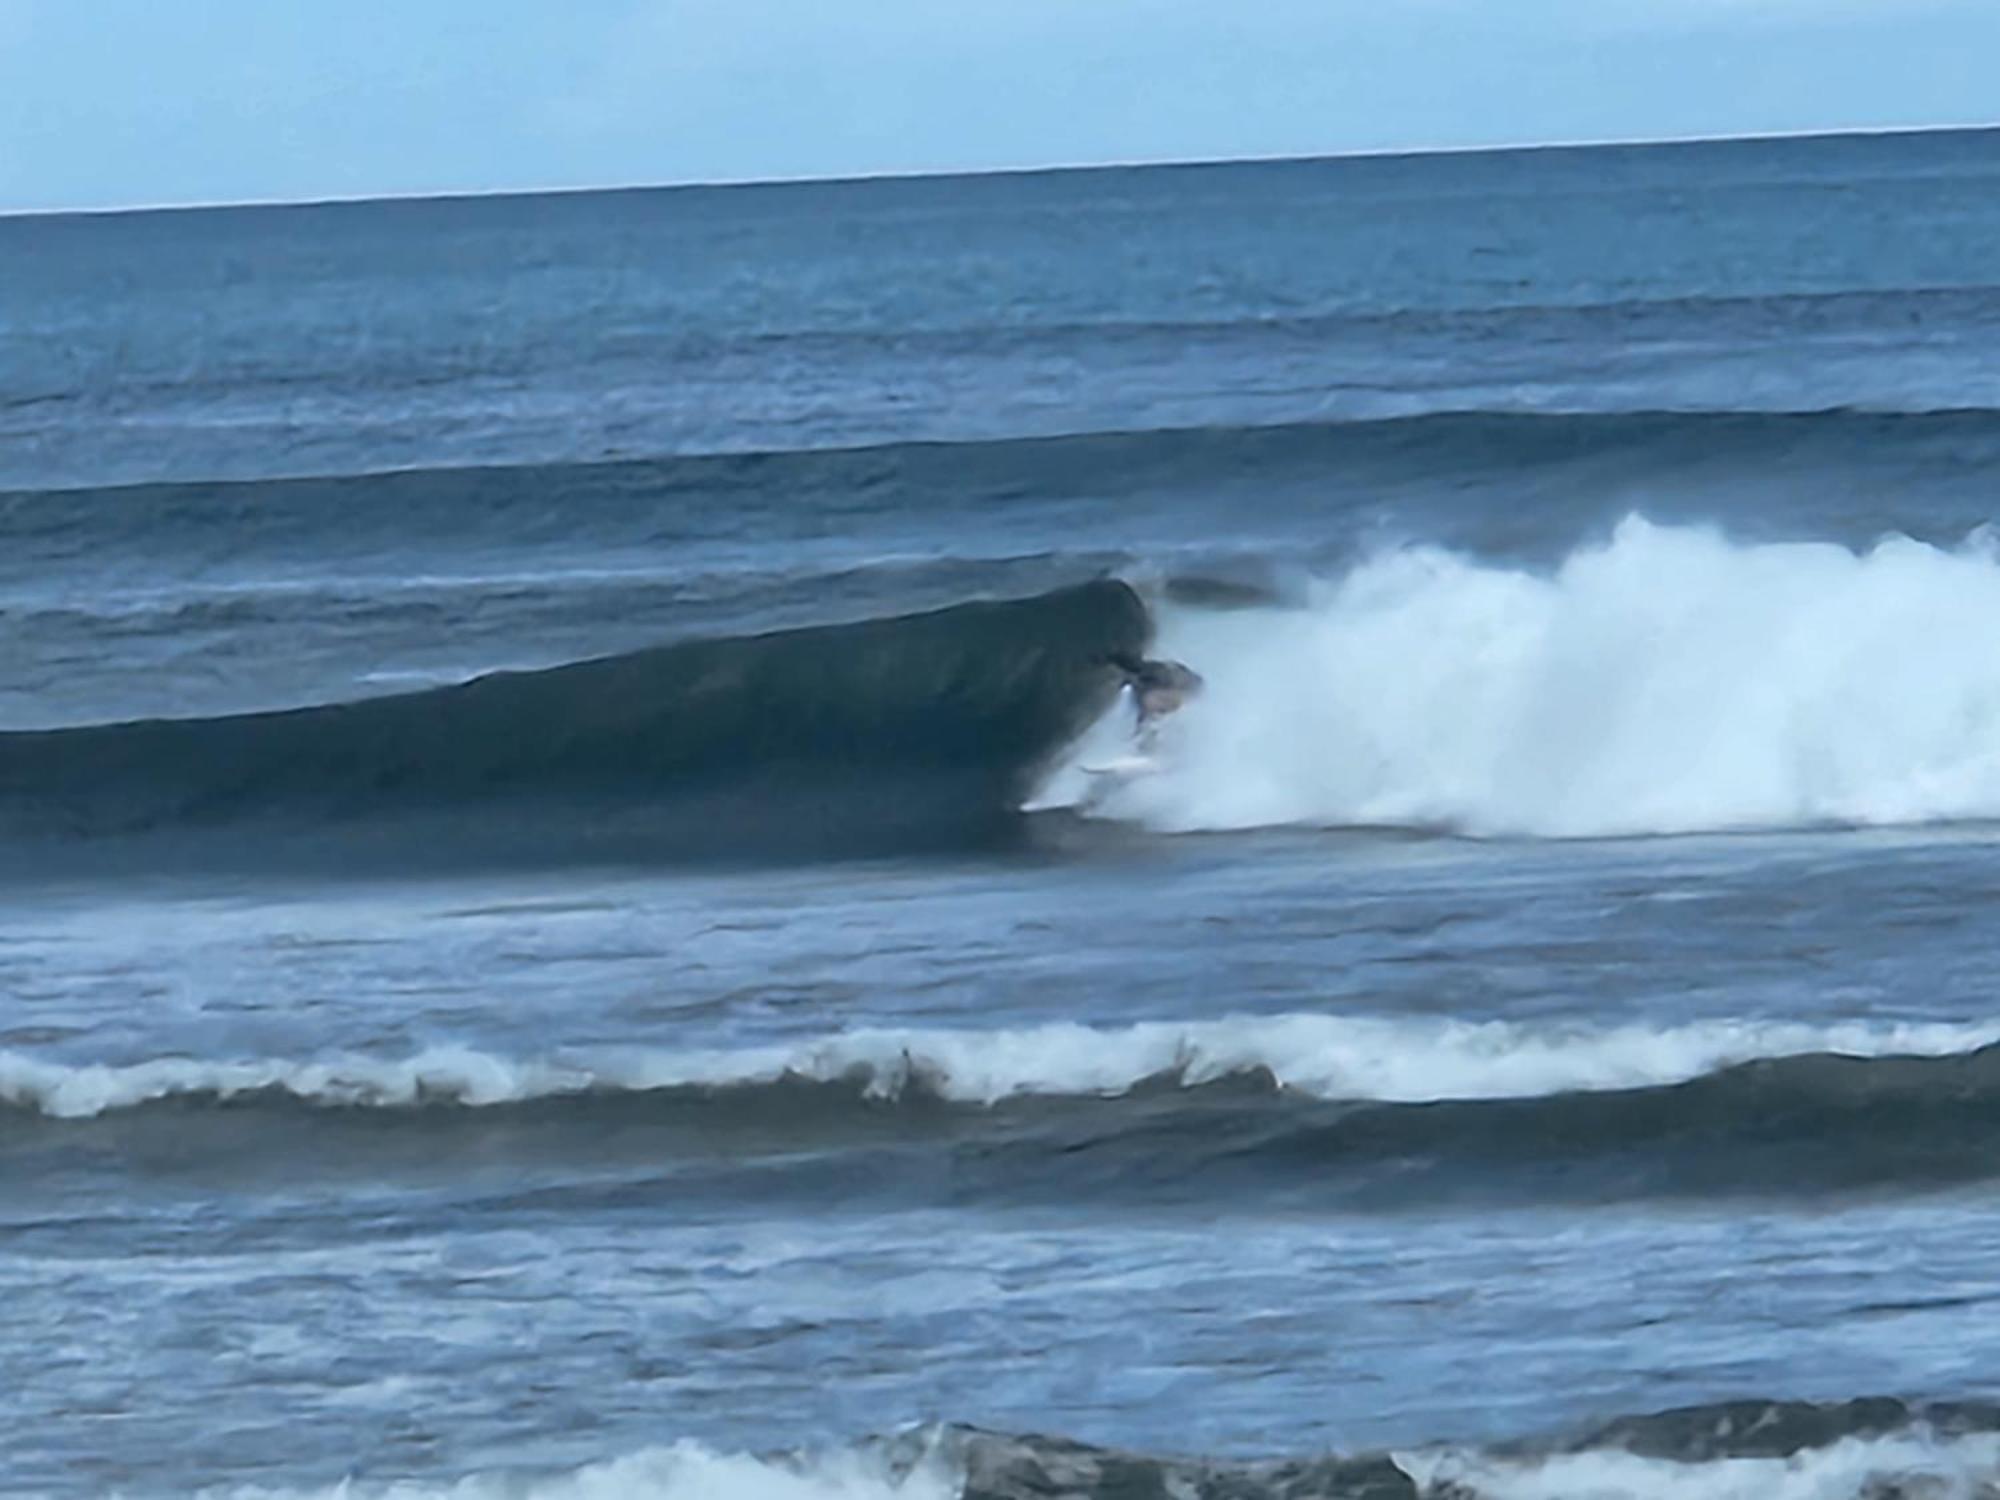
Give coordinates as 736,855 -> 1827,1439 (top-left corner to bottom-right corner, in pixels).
0,580 -> 1146,865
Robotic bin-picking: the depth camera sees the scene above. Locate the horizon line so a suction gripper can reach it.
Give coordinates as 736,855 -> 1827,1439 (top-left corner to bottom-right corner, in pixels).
4,119 -> 1996,222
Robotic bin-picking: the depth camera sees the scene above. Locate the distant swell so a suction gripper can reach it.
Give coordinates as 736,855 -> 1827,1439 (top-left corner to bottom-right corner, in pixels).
13,1017 -> 2000,1207
1044,516 -> 2000,838
0,581 -> 1144,863
15,402 -> 2000,506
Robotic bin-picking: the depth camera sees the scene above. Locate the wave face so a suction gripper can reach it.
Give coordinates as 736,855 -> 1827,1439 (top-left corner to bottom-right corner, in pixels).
0,581 -> 1144,862
16,1017 -> 2000,1208
1045,517 -> 2000,838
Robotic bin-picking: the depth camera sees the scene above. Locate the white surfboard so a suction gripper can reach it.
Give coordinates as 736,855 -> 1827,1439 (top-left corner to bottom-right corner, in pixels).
1079,753 -> 1162,780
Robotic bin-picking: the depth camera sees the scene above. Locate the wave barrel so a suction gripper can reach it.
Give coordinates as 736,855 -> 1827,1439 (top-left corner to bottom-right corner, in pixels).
0,580 -> 1148,865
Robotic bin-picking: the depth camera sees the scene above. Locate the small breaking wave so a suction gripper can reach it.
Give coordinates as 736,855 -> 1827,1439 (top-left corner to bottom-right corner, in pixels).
15,1017 -> 2000,1208
204,1439 -> 956,1500
197,1400 -> 2000,1500
1408,1397 -> 2000,1500
9,1014 -> 1995,1119
1408,1433 -> 2000,1500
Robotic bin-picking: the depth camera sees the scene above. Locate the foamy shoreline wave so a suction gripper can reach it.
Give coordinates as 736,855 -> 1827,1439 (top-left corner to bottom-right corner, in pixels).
199,1403 -> 2000,1500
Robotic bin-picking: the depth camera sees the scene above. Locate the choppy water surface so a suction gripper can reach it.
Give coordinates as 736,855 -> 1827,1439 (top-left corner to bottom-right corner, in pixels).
6,129 -> 2000,1498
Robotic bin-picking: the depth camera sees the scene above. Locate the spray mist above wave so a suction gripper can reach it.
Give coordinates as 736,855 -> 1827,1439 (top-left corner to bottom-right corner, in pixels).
1050,516 -> 2000,838
8,1013 -> 1996,1119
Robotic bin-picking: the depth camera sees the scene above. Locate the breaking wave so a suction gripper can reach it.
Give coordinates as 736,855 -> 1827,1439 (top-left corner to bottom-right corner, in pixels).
1045,517 -> 2000,838
208,1439 -> 955,1500
10,1013 -> 1993,1118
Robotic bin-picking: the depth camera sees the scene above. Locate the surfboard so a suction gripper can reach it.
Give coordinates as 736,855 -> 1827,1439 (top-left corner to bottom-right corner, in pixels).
1020,752 -> 1161,814
1079,753 -> 1161,780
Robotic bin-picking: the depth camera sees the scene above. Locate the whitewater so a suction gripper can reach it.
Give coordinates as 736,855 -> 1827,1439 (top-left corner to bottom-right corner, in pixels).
1045,517 -> 2000,838
206,1422 -> 2000,1500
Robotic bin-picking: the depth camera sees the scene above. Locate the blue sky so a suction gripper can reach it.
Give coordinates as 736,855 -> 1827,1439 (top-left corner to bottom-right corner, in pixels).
1,0 -> 1995,211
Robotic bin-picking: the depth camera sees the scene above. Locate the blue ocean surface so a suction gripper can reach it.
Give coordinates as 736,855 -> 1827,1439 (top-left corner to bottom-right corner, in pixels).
7,128 -> 2000,1498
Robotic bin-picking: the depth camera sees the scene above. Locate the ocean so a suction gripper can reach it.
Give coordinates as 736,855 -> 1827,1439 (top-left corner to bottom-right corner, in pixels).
6,127 -> 2000,1499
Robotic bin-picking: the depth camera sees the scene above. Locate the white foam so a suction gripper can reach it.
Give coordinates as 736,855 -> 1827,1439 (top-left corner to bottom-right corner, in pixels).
1044,517 -> 2000,837
196,1430 -> 2000,1500
0,1044 -> 590,1120
1403,1430 -> 2000,1500
200,1439 -> 955,1500
6,1013 -> 1993,1119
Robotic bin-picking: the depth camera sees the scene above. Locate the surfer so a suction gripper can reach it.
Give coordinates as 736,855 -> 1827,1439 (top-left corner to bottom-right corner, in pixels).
1047,652 -> 1204,805
1108,651 -> 1203,752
